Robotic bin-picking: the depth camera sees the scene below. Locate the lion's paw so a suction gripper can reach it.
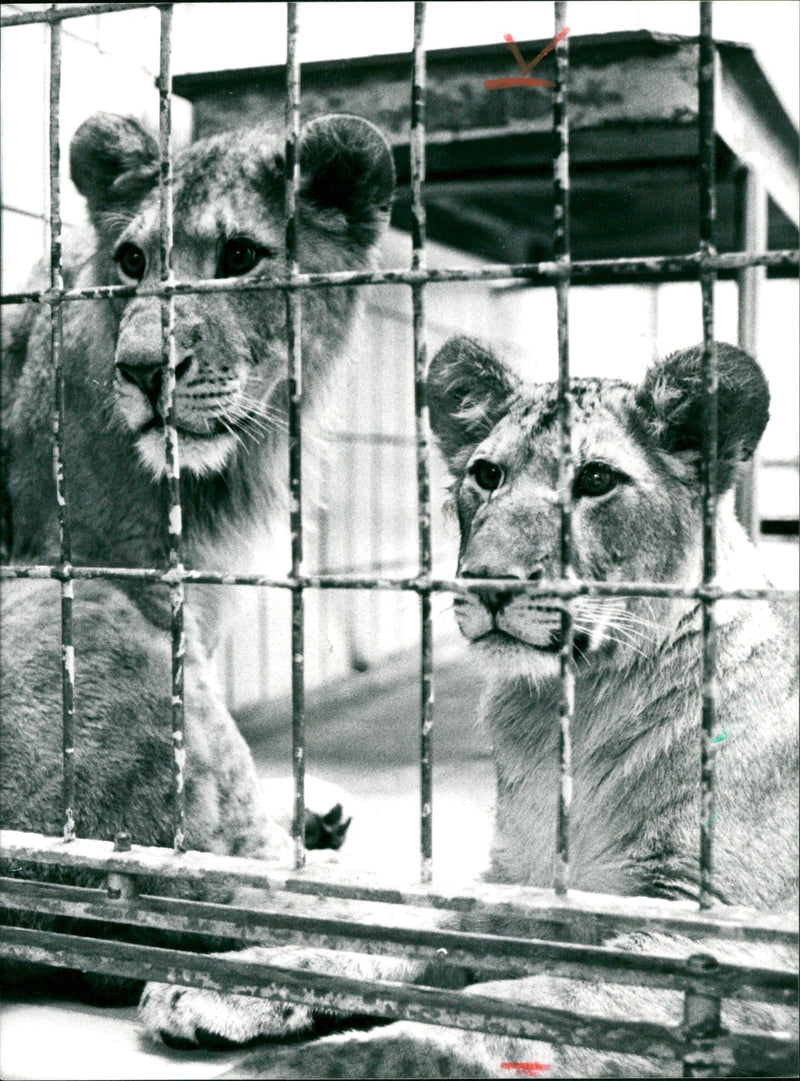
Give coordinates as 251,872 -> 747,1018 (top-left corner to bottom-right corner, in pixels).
138,982 -> 314,1050
305,802 -> 352,850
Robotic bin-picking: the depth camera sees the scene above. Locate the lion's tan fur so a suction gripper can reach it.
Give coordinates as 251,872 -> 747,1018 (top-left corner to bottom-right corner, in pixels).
0,111 -> 393,1009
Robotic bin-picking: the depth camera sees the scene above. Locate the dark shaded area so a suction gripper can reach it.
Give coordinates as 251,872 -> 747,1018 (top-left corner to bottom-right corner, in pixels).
236,648 -> 489,769
174,31 -> 799,280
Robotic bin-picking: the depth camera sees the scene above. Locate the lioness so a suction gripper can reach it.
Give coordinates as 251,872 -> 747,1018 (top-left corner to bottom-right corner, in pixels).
141,337 -> 795,1077
0,110 -> 393,1008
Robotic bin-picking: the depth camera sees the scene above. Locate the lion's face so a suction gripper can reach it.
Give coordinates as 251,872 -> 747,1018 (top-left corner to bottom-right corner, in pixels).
109,193 -> 288,480
428,338 -> 770,678
68,113 -> 394,480
449,383 -> 699,675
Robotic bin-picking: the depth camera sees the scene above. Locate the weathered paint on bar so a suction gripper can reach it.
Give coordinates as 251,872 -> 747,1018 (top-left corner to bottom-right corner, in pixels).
411,1 -> 434,884
682,954 -> 725,1077
156,4 -> 186,855
553,1 -> 574,898
3,251 -> 796,308
285,1 -> 306,868
1,927 -> 796,1073
1,878 -> 795,1005
697,0 -> 720,913
5,830 -> 795,944
1,563 -> 796,602
0,3 -> 164,27
47,17 -> 76,844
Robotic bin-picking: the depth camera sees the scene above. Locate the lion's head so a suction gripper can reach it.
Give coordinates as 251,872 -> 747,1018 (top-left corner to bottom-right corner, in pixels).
428,337 -> 770,677
69,111 -> 394,481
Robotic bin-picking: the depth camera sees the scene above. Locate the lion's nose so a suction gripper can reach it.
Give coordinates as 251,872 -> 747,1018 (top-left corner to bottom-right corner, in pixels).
461,563 -> 545,616
116,355 -> 192,409
117,360 -> 163,402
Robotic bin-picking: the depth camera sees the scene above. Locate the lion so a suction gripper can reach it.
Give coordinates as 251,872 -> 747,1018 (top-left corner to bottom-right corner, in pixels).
0,110 -> 393,1012
129,338 -> 796,1077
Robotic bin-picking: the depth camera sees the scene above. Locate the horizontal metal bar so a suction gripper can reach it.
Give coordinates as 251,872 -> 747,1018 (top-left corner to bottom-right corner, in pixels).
1,250 -> 797,307
2,832 -> 796,946
1,879 -> 794,1005
1,564 -> 796,602
1,203 -> 49,222
0,926 -> 675,1059
0,3 -> 166,27
1,927 -> 796,1071
320,430 -> 416,447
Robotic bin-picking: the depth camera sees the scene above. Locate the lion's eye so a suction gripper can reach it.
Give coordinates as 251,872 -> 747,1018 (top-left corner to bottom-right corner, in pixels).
218,237 -> 266,277
574,461 -> 618,498
469,458 -> 504,492
115,242 -> 146,283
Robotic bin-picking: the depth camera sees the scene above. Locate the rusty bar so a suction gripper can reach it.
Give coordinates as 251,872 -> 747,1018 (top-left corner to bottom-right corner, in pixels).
734,164 -> 768,541
682,954 -> 725,1078
2,829 -> 797,944
2,250 -> 797,308
2,927 -> 797,1072
0,925 -> 672,1060
411,0 -> 433,884
47,12 -> 75,844
1,3 -> 165,27
1,563 -> 797,603
157,5 -> 185,854
553,0 -> 573,897
1,878 -> 796,1004
698,0 -> 719,911
285,0 -> 306,868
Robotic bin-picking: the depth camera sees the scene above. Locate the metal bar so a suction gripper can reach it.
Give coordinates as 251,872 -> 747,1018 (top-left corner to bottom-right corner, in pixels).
284,0 -> 306,868
682,954 -> 725,1078
0,925 -> 669,1060
411,0 -> 433,884
1,564 -> 797,602
2,830 -> 797,945
2,250 -> 797,307
2,927 -> 796,1072
553,0 -> 573,897
1,879 -> 795,1005
157,4 -> 185,854
1,3 -> 166,27
47,10 -> 75,845
735,163 -> 768,541
697,0 -> 719,913
321,431 -> 416,446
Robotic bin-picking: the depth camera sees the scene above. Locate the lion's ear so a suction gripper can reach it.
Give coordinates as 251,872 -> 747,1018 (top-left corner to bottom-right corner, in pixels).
299,114 -> 395,247
428,337 -> 520,469
70,113 -> 158,225
635,342 -> 770,491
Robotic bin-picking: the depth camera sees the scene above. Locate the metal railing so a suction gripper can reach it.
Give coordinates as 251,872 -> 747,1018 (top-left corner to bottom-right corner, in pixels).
1,2 -> 798,1075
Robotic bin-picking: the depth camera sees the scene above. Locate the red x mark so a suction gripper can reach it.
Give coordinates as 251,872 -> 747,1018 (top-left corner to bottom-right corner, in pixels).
485,27 -> 570,89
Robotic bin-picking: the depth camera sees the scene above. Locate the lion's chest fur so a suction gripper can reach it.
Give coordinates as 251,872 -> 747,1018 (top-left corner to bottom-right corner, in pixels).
484,593 -> 798,907
485,657 -> 695,896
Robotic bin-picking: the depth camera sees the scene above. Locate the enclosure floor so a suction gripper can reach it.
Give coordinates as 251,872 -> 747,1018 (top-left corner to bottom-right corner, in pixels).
0,644 -> 493,1080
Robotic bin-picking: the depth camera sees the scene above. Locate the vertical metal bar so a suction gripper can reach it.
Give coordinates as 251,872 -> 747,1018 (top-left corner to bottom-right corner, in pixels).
411,0 -> 433,884
285,0 -> 306,868
48,10 -> 75,844
698,0 -> 719,909
735,163 -> 767,542
158,4 -> 185,854
681,954 -> 724,1078
553,0 -> 573,897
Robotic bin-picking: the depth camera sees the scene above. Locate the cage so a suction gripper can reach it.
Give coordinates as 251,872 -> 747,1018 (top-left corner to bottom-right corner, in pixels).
0,3 -> 798,1079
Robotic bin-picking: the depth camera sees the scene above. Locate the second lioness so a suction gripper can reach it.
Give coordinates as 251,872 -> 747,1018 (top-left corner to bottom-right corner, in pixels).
143,338 -> 796,1077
